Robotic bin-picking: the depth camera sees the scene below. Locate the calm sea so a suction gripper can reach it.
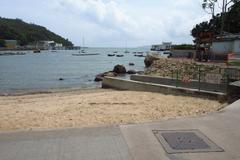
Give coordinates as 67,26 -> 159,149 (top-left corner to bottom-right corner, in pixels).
0,47 -> 148,94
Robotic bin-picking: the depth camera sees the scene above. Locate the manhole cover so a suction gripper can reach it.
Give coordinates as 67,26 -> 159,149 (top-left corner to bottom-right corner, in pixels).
153,130 -> 224,154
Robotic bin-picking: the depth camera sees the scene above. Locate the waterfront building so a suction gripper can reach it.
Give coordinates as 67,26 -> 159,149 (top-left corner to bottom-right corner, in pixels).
210,34 -> 240,65
4,40 -> 18,49
151,42 -> 172,51
211,34 -> 240,54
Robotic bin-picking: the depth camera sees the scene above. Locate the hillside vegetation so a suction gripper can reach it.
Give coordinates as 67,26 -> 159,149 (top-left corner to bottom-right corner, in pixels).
0,17 -> 73,46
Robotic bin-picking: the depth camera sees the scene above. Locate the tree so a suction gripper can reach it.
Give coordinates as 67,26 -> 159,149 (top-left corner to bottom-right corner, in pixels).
192,1 -> 240,41
0,39 -> 5,47
223,1 -> 240,33
202,0 -> 218,17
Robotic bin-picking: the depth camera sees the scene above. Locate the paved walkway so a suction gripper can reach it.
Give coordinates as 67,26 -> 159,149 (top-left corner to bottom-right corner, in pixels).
0,100 -> 240,160
0,126 -> 132,160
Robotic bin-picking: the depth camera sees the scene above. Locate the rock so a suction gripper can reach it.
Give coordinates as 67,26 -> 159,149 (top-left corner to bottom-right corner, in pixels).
104,71 -> 117,77
113,65 -> 126,74
127,70 -> 137,74
137,71 -> 144,75
94,76 -> 103,82
59,78 -> 64,81
144,54 -> 160,67
129,62 -> 135,66
94,71 -> 117,82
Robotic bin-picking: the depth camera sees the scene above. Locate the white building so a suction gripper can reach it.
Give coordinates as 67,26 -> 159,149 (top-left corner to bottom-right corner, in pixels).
211,34 -> 240,65
36,41 -> 63,50
151,42 -> 172,51
211,34 -> 240,54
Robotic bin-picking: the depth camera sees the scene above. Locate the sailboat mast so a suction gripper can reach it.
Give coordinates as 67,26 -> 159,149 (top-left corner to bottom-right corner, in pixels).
82,37 -> 85,49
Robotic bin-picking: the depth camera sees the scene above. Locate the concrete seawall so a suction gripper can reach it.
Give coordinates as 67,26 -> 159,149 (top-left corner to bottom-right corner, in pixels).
102,77 -> 226,100
130,75 -> 227,93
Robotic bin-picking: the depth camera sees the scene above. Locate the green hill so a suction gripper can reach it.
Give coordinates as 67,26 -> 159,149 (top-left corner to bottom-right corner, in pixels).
0,17 -> 73,46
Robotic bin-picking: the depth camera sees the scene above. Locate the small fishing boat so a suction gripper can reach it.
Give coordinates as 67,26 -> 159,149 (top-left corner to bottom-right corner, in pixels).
113,51 -> 118,53
116,54 -> 124,57
124,50 -> 130,53
134,52 -> 145,57
33,49 -> 41,53
129,62 -> 135,66
108,54 -> 115,57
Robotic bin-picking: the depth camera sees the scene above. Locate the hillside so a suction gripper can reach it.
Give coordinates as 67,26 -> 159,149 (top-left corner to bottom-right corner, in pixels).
0,17 -> 73,46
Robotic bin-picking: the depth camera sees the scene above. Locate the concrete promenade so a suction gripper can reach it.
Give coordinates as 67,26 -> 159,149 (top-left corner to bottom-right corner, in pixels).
0,100 -> 240,160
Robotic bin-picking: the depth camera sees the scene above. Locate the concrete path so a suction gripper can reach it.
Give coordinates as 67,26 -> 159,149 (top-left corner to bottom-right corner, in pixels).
121,100 -> 240,160
0,100 -> 240,160
0,126 -> 132,160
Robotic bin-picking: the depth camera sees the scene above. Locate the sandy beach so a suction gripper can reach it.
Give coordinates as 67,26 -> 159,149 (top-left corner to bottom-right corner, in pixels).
0,89 -> 224,131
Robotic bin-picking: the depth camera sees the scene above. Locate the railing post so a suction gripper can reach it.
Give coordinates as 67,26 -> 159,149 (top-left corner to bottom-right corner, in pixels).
198,66 -> 201,91
226,73 -> 229,94
176,69 -> 179,88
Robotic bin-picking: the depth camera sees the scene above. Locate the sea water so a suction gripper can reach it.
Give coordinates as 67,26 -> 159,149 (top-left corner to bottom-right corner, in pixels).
0,47 -> 148,94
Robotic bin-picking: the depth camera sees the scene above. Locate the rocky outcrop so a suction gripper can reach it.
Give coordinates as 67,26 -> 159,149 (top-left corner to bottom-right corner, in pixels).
113,65 -> 126,74
144,58 -> 225,80
144,54 -> 160,67
94,71 -> 117,82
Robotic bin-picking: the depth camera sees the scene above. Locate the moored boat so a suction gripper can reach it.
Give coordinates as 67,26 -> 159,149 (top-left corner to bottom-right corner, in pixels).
108,54 -> 115,57
116,54 -> 124,57
33,49 -> 41,53
134,52 -> 144,57
129,62 -> 135,66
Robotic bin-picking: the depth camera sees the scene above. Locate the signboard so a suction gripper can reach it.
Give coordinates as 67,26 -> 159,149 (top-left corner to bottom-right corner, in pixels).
205,74 -> 222,84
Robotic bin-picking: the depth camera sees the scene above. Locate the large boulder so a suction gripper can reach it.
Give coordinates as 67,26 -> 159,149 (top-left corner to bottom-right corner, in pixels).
94,71 -> 117,82
113,65 -> 126,74
144,54 -> 160,67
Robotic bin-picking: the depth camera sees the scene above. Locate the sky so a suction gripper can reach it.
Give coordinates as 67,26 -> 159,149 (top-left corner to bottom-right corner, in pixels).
0,0 -> 216,47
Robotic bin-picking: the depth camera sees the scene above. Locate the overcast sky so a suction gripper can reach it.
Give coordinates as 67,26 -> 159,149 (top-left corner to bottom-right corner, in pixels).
0,0 -> 216,47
